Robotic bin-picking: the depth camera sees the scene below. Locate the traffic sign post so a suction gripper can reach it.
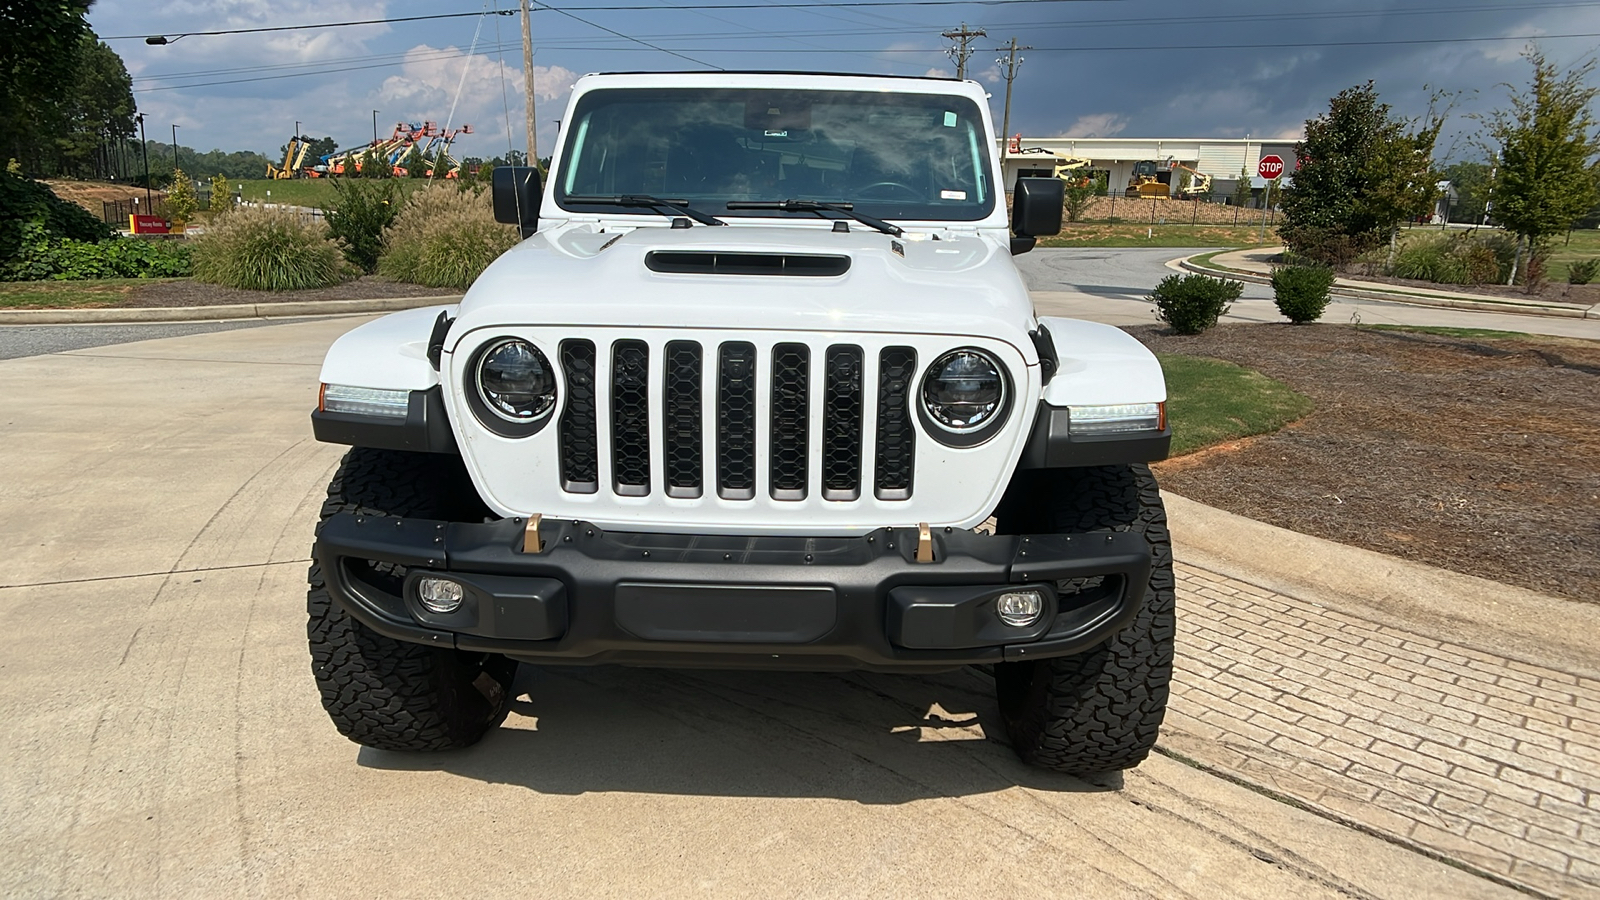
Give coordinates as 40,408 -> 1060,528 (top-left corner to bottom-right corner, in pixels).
1257,155 -> 1285,243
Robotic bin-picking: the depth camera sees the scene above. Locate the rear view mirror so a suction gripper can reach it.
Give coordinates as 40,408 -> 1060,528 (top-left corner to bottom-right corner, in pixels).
1010,177 -> 1063,255
493,166 -> 542,238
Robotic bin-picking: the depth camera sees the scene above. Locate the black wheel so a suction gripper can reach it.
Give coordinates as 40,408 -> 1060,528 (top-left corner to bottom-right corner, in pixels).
307,448 -> 517,752
990,464 -> 1175,774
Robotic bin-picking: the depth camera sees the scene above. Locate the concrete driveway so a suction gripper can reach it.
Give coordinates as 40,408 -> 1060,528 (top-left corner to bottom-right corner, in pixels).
0,317 -> 1516,898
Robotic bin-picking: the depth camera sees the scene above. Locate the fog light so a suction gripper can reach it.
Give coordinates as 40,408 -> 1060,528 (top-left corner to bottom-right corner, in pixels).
417,577 -> 464,614
995,590 -> 1044,627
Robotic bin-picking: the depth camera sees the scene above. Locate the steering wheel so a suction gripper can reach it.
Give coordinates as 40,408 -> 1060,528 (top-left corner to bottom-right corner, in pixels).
856,181 -> 922,201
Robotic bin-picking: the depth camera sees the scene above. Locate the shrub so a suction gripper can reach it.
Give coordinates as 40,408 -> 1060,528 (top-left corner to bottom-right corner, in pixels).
1270,264 -> 1335,324
191,205 -> 352,290
1389,232 -> 1517,285
1150,273 -> 1243,335
2,227 -> 191,281
1567,257 -> 1598,285
325,177 -> 403,273
378,185 -> 518,289
0,170 -> 113,263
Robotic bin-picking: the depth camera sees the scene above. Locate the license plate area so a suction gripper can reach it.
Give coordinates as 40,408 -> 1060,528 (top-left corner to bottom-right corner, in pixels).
614,582 -> 837,643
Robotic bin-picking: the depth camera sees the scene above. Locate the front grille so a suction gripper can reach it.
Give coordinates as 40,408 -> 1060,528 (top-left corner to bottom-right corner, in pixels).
822,345 -> 864,501
769,343 -> 810,500
663,341 -> 702,498
875,347 -> 917,500
558,339 -> 598,493
717,342 -> 757,500
552,337 -> 920,502
611,340 -> 650,496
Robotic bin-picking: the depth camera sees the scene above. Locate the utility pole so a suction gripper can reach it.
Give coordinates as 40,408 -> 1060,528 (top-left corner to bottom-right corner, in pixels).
996,38 -> 1029,160
137,114 -> 151,207
171,124 -> 180,172
372,110 -> 380,145
521,0 -> 538,167
942,23 -> 986,80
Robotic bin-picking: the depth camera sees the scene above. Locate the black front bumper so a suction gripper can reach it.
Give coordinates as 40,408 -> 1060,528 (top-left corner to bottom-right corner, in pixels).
315,515 -> 1153,672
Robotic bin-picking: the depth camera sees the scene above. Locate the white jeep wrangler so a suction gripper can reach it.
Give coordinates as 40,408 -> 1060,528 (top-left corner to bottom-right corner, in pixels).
308,71 -> 1173,774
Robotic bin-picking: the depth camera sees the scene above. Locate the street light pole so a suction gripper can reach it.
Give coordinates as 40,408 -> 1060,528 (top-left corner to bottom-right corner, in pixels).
171,124 -> 180,173
137,114 -> 151,207
372,110 -> 380,146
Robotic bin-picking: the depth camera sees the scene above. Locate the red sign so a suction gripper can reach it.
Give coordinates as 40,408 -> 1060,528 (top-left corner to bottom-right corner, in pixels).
1258,155 -> 1286,179
129,214 -> 170,234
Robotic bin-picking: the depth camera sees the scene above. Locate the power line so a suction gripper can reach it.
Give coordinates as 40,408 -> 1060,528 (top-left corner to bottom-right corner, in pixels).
104,10 -> 514,41
531,1 -> 723,68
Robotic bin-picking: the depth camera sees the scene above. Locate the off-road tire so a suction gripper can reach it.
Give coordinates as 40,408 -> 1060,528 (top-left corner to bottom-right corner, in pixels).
307,447 -> 517,752
991,464 -> 1175,774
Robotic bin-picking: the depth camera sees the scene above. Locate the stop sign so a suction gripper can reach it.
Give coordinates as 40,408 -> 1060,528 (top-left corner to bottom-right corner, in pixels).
1258,155 -> 1285,179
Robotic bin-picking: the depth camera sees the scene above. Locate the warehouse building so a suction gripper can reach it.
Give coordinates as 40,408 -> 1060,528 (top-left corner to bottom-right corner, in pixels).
997,136 -> 1298,199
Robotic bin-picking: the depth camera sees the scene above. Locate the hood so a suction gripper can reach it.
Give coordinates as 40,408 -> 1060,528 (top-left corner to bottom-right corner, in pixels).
448,223 -> 1037,354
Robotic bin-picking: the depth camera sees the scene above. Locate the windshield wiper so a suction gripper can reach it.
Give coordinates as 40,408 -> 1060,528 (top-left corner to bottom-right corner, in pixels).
565,194 -> 726,226
725,199 -> 903,237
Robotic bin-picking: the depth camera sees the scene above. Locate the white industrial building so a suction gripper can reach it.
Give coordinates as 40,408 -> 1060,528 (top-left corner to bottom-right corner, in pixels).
997,136 -> 1298,198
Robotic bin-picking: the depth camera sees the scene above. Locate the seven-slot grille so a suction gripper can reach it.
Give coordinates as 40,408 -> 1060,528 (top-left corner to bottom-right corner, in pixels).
557,339 -> 917,501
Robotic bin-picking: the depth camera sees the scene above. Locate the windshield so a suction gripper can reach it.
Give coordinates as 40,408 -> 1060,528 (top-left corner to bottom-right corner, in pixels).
555,87 -> 995,222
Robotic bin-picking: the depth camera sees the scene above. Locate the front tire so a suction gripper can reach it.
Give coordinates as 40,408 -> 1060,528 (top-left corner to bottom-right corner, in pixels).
307,448 -> 517,752
991,464 -> 1176,774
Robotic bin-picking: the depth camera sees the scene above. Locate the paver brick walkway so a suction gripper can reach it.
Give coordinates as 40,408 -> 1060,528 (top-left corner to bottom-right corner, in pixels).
1164,560 -> 1600,899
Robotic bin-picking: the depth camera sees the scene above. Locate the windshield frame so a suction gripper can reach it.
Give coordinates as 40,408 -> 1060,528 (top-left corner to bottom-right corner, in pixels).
551,86 -> 997,223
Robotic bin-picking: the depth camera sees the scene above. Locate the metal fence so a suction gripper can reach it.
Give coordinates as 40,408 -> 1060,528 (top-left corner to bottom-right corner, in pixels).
101,190 -> 216,226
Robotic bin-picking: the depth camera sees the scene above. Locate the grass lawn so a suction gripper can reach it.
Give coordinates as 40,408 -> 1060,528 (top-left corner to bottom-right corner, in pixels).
0,278 -> 179,309
1039,223 -> 1274,249
1159,353 -> 1314,455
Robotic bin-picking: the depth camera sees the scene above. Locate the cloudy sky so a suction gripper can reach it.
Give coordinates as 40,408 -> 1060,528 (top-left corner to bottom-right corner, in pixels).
88,0 -> 1600,163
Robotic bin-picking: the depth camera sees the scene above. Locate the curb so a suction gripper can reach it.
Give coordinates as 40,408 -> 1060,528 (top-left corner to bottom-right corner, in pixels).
1178,256 -> 1598,320
1163,492 -> 1600,681
0,294 -> 461,325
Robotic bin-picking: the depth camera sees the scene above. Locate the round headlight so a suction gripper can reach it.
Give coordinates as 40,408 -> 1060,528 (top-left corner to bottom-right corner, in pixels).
476,339 -> 556,423
921,348 -> 1006,431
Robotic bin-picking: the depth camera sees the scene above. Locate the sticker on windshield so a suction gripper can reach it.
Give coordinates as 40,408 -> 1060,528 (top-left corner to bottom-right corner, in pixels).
940,189 -> 967,200
943,111 -> 958,127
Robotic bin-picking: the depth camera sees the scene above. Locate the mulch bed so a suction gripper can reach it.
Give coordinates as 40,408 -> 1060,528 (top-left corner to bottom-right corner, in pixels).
119,276 -> 454,308
1131,324 -> 1600,603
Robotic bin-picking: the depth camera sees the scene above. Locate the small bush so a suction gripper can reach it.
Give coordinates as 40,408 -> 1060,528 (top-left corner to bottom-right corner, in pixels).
1389,232 -> 1517,285
1567,257 -> 1599,285
2,226 -> 191,281
1150,273 -> 1243,335
191,205 -> 352,290
325,177 -> 403,273
1270,264 -> 1335,324
378,185 -> 518,289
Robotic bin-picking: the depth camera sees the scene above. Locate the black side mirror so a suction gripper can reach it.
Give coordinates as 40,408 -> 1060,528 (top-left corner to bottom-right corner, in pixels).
493,166 -> 542,239
1010,176 -> 1064,255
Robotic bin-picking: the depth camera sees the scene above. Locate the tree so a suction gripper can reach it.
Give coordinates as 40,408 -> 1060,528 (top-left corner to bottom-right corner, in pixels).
1438,160 -> 1493,224
1231,167 -> 1253,207
1480,50 -> 1600,286
1278,81 -> 1444,266
165,169 -> 198,227
54,36 -> 136,178
0,0 -> 94,168
1062,172 -> 1106,223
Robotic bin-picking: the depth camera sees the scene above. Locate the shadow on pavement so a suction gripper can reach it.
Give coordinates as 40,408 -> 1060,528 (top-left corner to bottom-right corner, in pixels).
357,665 -> 1118,801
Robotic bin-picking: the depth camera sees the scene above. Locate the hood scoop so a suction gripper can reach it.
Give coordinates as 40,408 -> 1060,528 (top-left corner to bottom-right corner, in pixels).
645,250 -> 850,277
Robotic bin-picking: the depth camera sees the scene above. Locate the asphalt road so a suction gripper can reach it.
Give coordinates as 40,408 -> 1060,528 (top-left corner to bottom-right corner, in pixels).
0,318 -> 321,360
0,317 -> 1514,898
1017,247 -> 1600,338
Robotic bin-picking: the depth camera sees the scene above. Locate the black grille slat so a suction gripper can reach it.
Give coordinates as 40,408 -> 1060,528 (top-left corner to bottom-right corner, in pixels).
769,343 -> 810,500
611,340 -> 650,495
875,347 -> 916,500
822,345 -> 864,501
717,342 -> 757,500
558,339 -> 598,493
663,341 -> 703,498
